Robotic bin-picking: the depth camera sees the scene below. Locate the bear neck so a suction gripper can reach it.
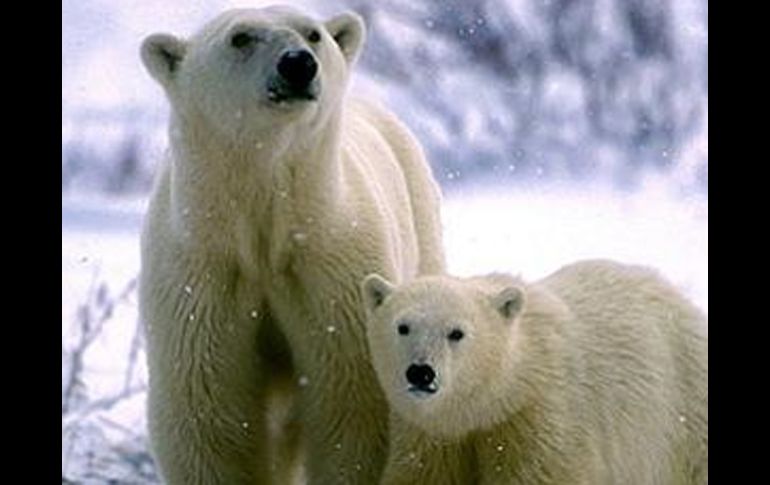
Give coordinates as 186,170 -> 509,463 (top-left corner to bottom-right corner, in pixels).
166,107 -> 345,263
443,285 -> 577,439
486,286 -> 581,434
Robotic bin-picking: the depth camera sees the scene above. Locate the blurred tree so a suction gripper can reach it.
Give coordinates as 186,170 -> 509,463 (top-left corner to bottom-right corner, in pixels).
340,0 -> 707,189
61,0 -> 707,194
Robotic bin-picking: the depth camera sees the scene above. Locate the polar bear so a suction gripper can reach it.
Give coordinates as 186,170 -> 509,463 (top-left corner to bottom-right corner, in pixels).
139,6 -> 445,484
362,260 -> 708,484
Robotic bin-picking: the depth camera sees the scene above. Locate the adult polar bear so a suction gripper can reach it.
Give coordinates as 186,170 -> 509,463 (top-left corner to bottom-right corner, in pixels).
139,6 -> 445,484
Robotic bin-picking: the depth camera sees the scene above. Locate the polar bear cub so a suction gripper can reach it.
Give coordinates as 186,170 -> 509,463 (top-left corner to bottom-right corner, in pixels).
362,260 -> 708,485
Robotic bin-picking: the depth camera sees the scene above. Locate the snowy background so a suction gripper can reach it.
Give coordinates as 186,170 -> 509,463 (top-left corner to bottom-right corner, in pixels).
62,0 -> 707,482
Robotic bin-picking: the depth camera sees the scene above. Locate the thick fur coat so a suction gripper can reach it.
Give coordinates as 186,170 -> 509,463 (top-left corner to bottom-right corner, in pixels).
363,260 -> 708,485
139,6 -> 445,484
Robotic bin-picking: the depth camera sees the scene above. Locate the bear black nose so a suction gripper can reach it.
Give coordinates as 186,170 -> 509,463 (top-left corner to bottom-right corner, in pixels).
406,364 -> 436,387
277,50 -> 318,88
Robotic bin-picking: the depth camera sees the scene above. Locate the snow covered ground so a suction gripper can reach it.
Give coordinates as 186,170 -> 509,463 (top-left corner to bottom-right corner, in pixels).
443,179 -> 708,315
61,181 -> 707,481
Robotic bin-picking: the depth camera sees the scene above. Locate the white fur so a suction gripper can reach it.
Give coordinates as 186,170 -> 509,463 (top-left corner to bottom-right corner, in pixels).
140,6 -> 444,484
364,260 -> 708,484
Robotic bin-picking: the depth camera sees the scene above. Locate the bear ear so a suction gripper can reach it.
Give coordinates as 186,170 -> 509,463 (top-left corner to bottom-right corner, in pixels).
361,273 -> 394,314
492,286 -> 525,321
141,33 -> 187,87
325,12 -> 366,64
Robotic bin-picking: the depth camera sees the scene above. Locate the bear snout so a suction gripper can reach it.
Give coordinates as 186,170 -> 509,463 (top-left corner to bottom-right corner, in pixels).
277,49 -> 318,90
406,363 -> 437,390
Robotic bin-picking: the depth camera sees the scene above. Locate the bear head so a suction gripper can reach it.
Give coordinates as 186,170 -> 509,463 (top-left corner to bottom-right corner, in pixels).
362,273 -> 527,437
141,6 -> 365,143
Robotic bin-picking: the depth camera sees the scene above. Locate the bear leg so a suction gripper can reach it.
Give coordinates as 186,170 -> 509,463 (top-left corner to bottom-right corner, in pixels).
297,375 -> 389,485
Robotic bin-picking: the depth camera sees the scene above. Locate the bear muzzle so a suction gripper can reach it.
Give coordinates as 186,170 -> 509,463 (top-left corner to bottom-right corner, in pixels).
267,49 -> 320,103
278,49 -> 318,87
406,363 -> 438,396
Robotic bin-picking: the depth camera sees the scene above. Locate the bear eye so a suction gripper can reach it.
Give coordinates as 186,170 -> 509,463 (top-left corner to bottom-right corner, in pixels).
308,30 -> 321,43
397,324 -> 410,336
448,329 -> 464,342
230,32 -> 253,49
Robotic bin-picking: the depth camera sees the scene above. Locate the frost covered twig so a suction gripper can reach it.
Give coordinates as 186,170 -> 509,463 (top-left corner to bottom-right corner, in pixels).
61,383 -> 147,430
62,271 -> 138,415
61,273 -> 159,482
123,299 -> 144,394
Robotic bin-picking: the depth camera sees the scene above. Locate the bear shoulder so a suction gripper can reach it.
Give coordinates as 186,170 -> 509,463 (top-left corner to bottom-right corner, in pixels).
541,259 -> 703,317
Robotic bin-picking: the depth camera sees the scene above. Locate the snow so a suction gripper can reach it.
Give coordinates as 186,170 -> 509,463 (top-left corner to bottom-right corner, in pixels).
62,194 -> 149,482
444,180 -> 708,314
